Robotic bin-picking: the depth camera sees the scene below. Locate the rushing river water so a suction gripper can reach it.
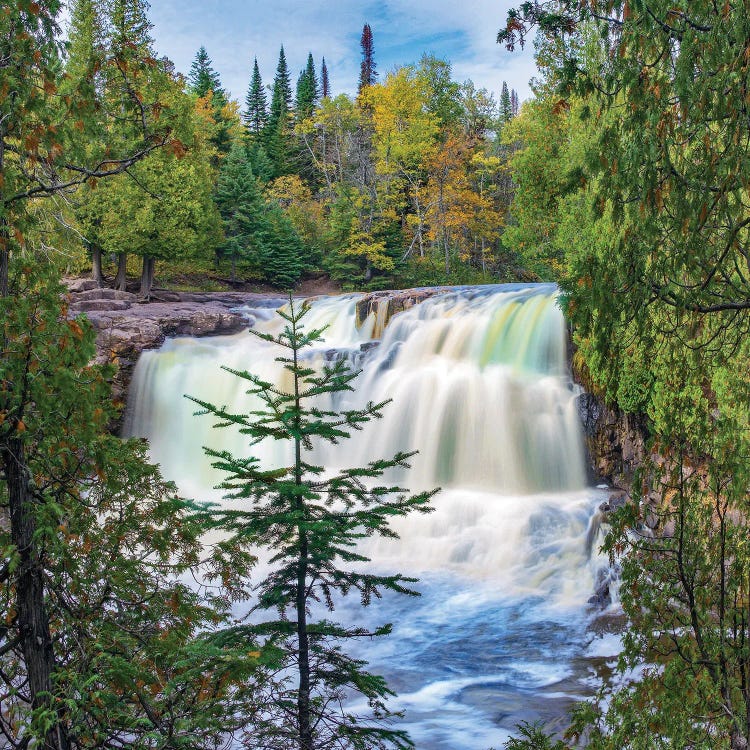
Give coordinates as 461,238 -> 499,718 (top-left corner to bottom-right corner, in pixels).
124,284 -> 619,749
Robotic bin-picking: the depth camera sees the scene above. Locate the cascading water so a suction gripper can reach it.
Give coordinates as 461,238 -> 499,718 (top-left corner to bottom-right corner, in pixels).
124,284 -> 617,749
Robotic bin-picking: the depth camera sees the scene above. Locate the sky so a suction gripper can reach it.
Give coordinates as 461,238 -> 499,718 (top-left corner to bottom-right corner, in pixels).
143,0 -> 539,109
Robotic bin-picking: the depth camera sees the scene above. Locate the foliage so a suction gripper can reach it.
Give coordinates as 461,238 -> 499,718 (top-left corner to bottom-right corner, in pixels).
265,46 -> 295,177
498,2 -> 750,746
0,263 -> 270,747
189,298 -> 436,749
503,721 -> 568,749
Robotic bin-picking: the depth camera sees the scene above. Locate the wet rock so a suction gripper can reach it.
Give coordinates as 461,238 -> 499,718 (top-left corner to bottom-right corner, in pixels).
588,569 -> 612,609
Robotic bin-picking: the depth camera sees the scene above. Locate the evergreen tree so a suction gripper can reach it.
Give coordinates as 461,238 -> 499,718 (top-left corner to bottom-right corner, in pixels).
65,0 -> 103,82
257,205 -> 306,287
358,22 -> 377,93
188,45 -> 225,100
265,45 -> 294,176
295,52 -> 318,122
244,56 -> 268,136
268,45 -> 293,128
246,139 -> 274,183
0,265 -> 267,748
511,88 -> 519,117
499,81 -> 513,124
188,46 -> 234,156
188,299 -> 436,749
214,143 -> 265,282
109,0 -> 153,51
65,0 -> 108,286
321,56 -> 330,99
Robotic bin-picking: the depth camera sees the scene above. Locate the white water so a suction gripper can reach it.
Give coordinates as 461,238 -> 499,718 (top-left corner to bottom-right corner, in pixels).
124,284 -> 614,748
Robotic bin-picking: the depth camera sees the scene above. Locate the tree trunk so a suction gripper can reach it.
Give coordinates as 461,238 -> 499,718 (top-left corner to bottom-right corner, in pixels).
114,252 -> 128,291
2,437 -> 71,750
0,239 -> 8,298
293,340 -> 313,750
231,253 -> 237,285
91,245 -> 104,288
139,256 -> 155,299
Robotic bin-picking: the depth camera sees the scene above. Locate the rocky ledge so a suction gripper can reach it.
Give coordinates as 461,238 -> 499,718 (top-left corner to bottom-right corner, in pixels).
65,278 -> 283,406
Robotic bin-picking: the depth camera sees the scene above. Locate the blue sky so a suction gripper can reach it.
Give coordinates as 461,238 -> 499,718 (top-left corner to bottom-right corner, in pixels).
144,0 -> 538,108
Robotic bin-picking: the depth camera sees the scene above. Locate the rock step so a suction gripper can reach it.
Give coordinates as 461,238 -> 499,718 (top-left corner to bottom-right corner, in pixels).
70,299 -> 132,312
73,288 -> 136,302
65,278 -> 100,293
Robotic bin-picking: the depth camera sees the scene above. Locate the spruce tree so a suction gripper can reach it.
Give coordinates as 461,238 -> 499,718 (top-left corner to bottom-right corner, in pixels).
268,45 -> 293,129
499,80 -> 513,124
188,45 -> 225,100
244,57 -> 268,136
295,52 -> 318,121
265,45 -> 294,176
214,143 -> 265,282
358,23 -> 377,93
321,56 -> 330,99
257,205 -> 306,287
189,299 -> 436,749
188,46 -> 233,156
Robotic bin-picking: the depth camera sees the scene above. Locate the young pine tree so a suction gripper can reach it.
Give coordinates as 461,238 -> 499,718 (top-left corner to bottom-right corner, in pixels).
189,299 -> 436,750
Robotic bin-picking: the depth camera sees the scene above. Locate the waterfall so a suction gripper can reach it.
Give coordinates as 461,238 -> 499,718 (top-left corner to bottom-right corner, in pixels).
124,284 -> 614,749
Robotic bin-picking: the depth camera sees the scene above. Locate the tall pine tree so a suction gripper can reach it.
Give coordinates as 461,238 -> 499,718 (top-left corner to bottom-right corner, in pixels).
244,56 -> 267,136
265,45 -> 294,177
295,52 -> 318,122
214,143 -> 265,282
499,80 -> 513,124
358,23 -> 377,93
321,56 -> 330,99
188,46 -> 233,156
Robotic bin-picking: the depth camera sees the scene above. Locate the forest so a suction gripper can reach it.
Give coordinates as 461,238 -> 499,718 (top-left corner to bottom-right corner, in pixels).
1,0 -> 749,748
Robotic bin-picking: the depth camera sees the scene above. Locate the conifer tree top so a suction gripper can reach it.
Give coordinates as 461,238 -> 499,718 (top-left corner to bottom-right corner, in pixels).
188,45 -> 225,99
358,22 -> 377,93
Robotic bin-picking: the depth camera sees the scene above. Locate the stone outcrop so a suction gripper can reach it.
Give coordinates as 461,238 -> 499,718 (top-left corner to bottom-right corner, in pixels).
64,279 -> 284,408
355,288 -> 446,335
576,391 -> 650,489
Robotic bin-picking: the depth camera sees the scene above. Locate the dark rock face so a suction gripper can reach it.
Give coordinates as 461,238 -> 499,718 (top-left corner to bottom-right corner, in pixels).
63,280 -> 279,413
575,385 -> 649,490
